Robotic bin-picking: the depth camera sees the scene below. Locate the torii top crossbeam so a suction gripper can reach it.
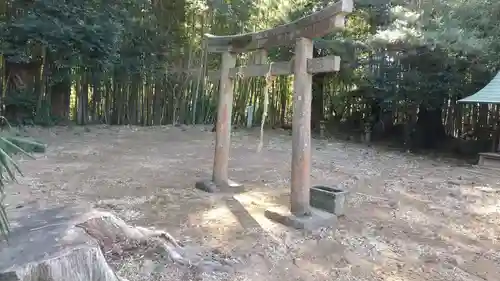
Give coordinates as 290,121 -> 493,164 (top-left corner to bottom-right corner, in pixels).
205,0 -> 354,53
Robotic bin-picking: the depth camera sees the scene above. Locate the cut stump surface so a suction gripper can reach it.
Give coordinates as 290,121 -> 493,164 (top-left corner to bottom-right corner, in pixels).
0,204 -> 235,281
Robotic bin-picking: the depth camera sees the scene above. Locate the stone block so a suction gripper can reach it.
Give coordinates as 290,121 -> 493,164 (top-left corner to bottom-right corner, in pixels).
194,179 -> 244,193
310,185 -> 348,216
195,180 -> 218,193
264,206 -> 337,231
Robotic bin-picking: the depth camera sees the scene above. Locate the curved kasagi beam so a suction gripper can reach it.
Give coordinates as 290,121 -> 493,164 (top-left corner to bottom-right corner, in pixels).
205,0 -> 353,53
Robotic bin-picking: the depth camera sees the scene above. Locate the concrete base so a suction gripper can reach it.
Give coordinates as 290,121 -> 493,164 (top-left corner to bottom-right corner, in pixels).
195,179 -> 244,193
264,206 -> 337,231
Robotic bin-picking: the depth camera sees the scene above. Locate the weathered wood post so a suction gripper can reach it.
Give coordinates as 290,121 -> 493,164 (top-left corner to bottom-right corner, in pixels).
291,37 -> 313,217
212,51 -> 236,186
196,50 -> 243,192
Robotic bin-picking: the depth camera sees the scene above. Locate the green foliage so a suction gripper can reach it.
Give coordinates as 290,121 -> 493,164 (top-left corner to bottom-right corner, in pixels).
3,89 -> 37,116
2,0 -> 125,67
205,0 -> 500,126
2,89 -> 57,126
0,128 -> 45,239
286,0 -> 500,112
0,0 -> 497,127
1,0 -> 185,77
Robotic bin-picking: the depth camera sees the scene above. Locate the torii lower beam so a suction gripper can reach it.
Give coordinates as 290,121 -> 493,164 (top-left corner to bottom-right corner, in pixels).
206,55 -> 341,81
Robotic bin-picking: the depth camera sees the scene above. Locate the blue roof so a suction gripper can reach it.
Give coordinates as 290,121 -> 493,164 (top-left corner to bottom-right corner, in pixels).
459,72 -> 500,104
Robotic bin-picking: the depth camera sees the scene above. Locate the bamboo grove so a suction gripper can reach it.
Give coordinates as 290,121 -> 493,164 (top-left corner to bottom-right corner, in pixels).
1,0 -> 500,154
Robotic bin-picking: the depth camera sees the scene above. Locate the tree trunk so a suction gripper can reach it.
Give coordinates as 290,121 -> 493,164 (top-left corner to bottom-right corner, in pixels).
414,105 -> 447,149
311,48 -> 325,133
50,71 -> 71,121
279,76 -> 287,126
153,76 -> 163,125
77,69 -> 89,125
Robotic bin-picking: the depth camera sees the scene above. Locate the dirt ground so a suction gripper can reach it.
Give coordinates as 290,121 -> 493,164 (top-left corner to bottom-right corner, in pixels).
4,125 -> 500,281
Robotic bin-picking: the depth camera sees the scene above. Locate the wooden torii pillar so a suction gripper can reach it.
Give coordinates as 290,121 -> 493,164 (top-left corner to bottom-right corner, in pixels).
195,0 -> 353,229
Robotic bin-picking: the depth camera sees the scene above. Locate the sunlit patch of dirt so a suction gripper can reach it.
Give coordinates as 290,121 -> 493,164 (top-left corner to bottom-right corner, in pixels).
4,125 -> 500,281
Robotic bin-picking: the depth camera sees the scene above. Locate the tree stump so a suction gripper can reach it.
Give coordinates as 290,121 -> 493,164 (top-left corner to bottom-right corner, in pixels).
0,205 -> 234,281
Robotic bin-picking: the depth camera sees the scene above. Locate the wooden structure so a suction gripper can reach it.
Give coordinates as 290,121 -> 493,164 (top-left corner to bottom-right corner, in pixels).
459,72 -> 500,168
195,0 -> 354,226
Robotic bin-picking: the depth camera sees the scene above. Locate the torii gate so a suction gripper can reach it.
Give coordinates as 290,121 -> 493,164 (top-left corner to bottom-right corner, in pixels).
195,0 -> 354,229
